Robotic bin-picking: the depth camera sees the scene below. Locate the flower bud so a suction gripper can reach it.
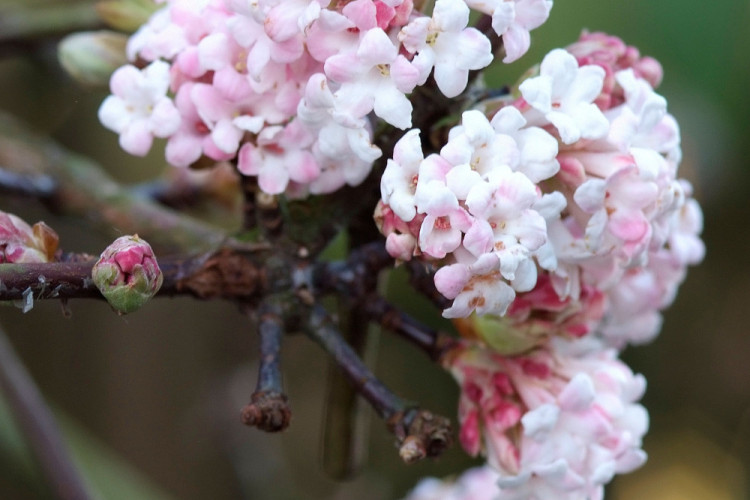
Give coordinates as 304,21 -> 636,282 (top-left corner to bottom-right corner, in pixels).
57,31 -> 128,87
92,235 -> 163,314
0,211 -> 58,263
95,0 -> 160,32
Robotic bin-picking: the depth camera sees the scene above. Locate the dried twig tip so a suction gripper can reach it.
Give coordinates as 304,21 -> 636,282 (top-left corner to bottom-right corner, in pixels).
390,409 -> 453,464
240,392 -> 291,433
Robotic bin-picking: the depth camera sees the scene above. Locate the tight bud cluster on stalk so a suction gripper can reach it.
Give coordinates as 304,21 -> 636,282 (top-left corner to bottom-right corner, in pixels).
92,235 -> 163,314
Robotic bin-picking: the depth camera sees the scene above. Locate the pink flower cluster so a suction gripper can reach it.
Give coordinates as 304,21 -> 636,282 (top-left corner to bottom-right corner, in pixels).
97,4 -> 703,495
408,339 -> 648,500
377,33 -> 704,348
376,106 -> 564,319
392,33 -> 705,499
99,0 -> 552,197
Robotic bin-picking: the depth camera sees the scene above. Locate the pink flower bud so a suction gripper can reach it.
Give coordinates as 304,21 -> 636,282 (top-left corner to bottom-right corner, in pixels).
92,235 -> 163,314
0,211 -> 58,263
566,31 -> 664,110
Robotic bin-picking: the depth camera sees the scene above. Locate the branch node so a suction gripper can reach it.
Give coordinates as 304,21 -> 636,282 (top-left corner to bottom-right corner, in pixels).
240,391 -> 291,432
177,250 -> 261,300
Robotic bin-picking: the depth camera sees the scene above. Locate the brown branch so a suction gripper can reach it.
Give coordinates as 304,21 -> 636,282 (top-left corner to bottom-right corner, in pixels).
0,323 -> 92,500
311,241 -> 393,298
321,303 -> 370,479
130,179 -> 206,209
239,174 -> 258,232
305,304 -> 452,462
314,241 -> 392,477
0,112 -> 229,254
255,191 -> 284,239
0,168 -> 56,201
241,299 -> 291,433
473,14 -> 505,70
0,249 -> 268,303
0,2 -> 101,49
306,303 -> 406,418
0,260 -> 99,301
361,295 -> 456,362
405,260 -> 451,310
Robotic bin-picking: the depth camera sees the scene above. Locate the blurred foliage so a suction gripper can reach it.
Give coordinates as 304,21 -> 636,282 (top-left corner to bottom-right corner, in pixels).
0,0 -> 749,499
0,392 -> 172,499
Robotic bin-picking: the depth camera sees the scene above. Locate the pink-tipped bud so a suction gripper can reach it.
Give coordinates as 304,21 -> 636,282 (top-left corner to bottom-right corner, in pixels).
0,211 -> 59,263
92,235 -> 163,314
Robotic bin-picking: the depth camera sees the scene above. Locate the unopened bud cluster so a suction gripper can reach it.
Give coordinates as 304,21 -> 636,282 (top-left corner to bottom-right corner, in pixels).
92,235 -> 163,314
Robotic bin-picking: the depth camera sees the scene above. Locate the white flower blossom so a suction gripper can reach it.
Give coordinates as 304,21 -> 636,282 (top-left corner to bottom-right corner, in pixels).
400,0 -> 493,97
519,48 -> 609,144
98,60 -> 181,156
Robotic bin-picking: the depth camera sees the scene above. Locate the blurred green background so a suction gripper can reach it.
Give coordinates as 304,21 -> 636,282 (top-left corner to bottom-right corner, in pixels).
0,0 -> 748,498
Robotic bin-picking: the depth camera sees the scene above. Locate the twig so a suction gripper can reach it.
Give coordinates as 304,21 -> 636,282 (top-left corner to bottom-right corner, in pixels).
0,112 -> 229,254
473,14 -> 505,69
0,168 -> 56,200
315,241 -> 391,477
312,241 -> 393,298
305,304 -> 452,462
0,3 -> 101,46
361,295 -> 456,362
307,303 -> 406,420
129,179 -> 203,208
0,250 -> 266,302
255,191 -> 283,239
0,323 -> 92,500
0,260 -> 99,301
239,174 -> 258,232
405,260 -> 451,310
241,300 -> 291,432
321,303 -> 370,479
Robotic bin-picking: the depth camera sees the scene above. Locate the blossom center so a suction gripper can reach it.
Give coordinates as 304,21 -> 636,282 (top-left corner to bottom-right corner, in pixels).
434,216 -> 452,230
234,51 -> 248,73
377,64 -> 391,77
194,121 -> 210,135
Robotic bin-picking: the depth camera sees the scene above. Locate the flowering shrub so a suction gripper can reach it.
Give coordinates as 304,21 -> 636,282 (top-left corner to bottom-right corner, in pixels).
0,0 -> 705,498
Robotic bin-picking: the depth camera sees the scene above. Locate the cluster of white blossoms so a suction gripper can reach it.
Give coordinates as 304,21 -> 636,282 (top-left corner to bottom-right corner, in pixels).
377,32 -> 704,346
98,0 -> 551,197
376,105 -> 564,319
389,33 -> 704,499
